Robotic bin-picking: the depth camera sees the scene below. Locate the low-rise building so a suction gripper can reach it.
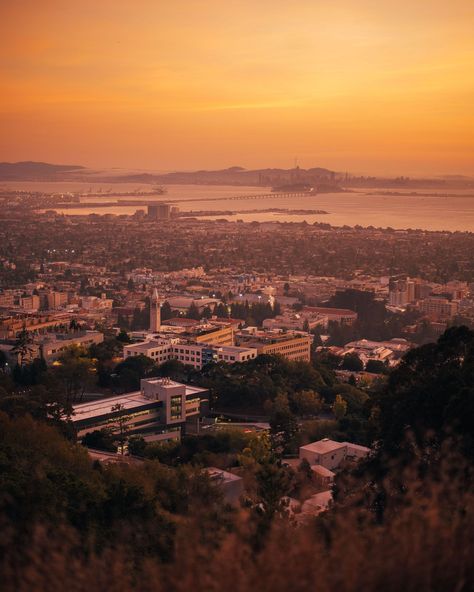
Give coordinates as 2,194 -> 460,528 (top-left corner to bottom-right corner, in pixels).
205,467 -> 244,505
262,311 -> 326,331
318,337 -> 412,368
299,438 -> 370,470
72,377 -> 209,443
310,464 -> 335,488
194,323 -> 234,346
236,329 -> 312,362
40,330 -> 104,362
19,294 -> 40,311
166,296 -> 221,312
0,330 -> 104,365
123,337 -> 257,369
0,291 -> 15,308
0,313 -> 72,339
303,306 -> 357,325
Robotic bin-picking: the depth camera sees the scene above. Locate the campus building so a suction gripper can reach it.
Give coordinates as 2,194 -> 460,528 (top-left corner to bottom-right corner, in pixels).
194,324 -> 234,346
39,330 -> 104,362
418,297 -> 459,321
302,306 -> 358,326
262,311 -> 327,331
0,313 -> 72,339
317,337 -> 412,368
72,377 -> 209,443
0,330 -> 104,365
123,337 -> 257,370
236,329 -> 312,362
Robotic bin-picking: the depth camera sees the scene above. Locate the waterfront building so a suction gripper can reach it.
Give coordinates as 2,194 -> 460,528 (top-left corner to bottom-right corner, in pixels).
148,203 -> 171,220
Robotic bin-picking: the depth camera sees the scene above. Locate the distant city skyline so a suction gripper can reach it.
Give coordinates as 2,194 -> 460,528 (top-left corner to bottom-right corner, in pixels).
1,1 -> 473,176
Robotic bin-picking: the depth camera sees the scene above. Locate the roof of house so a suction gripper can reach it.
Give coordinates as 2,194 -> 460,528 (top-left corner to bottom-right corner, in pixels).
300,438 -> 347,455
301,490 -> 333,513
342,442 -> 371,453
311,464 -> 336,477
205,467 -> 243,484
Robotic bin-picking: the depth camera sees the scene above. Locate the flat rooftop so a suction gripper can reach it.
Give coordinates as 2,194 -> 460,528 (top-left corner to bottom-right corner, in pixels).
72,380 -> 207,422
217,345 -> 256,354
311,464 -> 336,477
72,391 -> 153,422
343,442 -> 371,453
205,467 -> 243,484
300,439 -> 346,455
143,378 -> 206,395
124,339 -> 169,351
304,306 -> 357,316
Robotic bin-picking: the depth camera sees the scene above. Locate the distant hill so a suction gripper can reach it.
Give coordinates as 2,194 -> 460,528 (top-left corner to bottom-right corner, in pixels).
0,161 -> 337,185
104,165 -> 337,186
0,161 -> 85,181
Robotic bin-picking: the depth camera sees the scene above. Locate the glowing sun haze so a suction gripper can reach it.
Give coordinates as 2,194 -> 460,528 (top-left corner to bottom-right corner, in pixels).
1,0 -> 473,175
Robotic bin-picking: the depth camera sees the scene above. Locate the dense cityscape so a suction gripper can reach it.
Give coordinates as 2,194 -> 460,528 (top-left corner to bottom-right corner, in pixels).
1,193 -> 474,589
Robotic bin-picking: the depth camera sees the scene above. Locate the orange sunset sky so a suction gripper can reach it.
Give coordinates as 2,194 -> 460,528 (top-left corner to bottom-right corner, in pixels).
1,0 -> 473,176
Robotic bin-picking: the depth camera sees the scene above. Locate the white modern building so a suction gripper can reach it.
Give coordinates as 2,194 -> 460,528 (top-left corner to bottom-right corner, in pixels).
123,337 -> 257,369
72,377 -> 209,443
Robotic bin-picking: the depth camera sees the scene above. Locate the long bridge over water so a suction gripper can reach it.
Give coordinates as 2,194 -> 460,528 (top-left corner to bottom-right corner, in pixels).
167,190 -> 315,203
54,191 -> 316,209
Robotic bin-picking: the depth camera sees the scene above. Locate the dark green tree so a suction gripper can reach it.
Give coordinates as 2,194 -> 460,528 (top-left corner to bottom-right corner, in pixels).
186,302 -> 201,320
366,359 -> 387,374
82,428 -> 116,452
376,326 -> 474,459
269,393 -> 299,455
342,353 -> 364,372
11,326 -> 34,366
160,300 -> 173,321
214,303 -> 229,318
